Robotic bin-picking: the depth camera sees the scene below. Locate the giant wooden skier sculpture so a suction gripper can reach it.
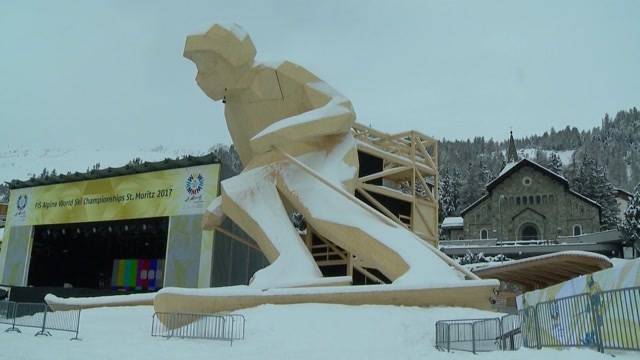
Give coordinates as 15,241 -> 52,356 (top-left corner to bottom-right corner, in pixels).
154,24 -> 498,314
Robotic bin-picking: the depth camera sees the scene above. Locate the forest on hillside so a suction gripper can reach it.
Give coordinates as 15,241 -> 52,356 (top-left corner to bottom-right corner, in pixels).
438,107 -> 640,224
2,108 -> 638,226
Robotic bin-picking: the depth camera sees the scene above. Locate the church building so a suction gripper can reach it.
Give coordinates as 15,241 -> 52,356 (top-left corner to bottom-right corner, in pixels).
460,132 -> 602,241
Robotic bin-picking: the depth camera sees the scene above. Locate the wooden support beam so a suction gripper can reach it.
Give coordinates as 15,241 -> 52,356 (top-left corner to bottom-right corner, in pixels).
276,146 -> 396,227
414,204 -> 435,240
356,187 -> 409,229
358,182 -> 414,203
359,166 -> 410,183
415,139 -> 437,172
353,264 -> 386,284
415,169 -> 436,203
356,141 -> 436,176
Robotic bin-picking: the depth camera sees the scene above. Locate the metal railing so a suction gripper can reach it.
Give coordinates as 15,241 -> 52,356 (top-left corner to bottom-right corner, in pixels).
151,312 -> 245,345
436,286 -> 640,354
500,313 -> 523,350
1,301 -> 81,340
524,286 -> 640,352
534,293 -> 598,349
596,287 -> 640,351
435,317 -> 504,353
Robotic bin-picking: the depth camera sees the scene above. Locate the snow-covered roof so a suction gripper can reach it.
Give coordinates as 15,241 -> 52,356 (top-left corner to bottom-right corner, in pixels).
8,153 -> 222,189
487,158 -> 568,190
441,217 -> 463,229
615,187 -> 632,198
461,158 -> 600,215
498,161 -> 517,177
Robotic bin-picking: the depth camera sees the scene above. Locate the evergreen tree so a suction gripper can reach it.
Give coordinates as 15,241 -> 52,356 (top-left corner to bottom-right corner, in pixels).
549,152 -> 563,175
621,183 -> 640,252
572,154 -> 619,229
39,168 -> 49,179
459,162 -> 485,209
438,170 -> 459,218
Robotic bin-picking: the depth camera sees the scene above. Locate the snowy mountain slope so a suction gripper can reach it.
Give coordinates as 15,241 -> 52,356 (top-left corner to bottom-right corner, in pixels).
0,146 -> 210,184
517,148 -> 575,165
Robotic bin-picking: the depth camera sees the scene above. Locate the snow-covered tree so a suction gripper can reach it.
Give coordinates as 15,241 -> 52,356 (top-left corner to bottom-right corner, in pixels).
549,152 -> 563,175
209,143 -> 243,174
439,171 -> 458,218
621,183 -> 640,251
573,155 -> 619,229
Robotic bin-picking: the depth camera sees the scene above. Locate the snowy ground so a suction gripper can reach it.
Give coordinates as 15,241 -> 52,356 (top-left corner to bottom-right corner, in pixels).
0,304 -> 634,360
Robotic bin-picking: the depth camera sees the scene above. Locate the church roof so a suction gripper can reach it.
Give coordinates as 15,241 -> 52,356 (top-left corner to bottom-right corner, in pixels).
486,158 -> 567,191
460,158 -> 600,215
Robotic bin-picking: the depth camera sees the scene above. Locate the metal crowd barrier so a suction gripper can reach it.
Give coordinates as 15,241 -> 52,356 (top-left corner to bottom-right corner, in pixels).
151,312 -> 245,345
596,287 -> 640,351
435,286 -> 640,354
521,286 -> 640,352
0,301 -> 81,340
500,313 -> 523,350
534,293 -> 597,349
435,317 -> 503,353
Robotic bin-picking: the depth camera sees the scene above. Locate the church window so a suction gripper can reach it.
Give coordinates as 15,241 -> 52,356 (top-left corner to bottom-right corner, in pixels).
480,229 -> 489,239
523,196 -> 528,205
523,177 -> 532,186
529,196 -> 534,204
542,195 -> 547,203
516,197 -> 521,205
536,195 -> 541,204
573,224 -> 582,236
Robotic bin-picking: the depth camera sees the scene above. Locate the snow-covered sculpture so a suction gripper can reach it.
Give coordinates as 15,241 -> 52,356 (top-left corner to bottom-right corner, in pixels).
154,23 -> 498,314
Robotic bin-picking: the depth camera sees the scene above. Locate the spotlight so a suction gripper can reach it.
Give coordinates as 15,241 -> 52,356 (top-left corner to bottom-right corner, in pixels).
124,225 -> 128,232
92,227 -> 96,233
61,229 -> 66,235
108,226 -> 112,233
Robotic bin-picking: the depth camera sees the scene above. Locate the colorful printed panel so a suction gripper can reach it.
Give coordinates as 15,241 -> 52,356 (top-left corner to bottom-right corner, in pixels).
111,259 -> 165,290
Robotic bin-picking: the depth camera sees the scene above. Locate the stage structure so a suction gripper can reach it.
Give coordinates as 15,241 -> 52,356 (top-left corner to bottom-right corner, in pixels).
152,23 -> 499,317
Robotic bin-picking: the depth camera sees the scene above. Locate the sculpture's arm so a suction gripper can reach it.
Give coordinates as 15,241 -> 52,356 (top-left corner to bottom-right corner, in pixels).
249,81 -> 355,154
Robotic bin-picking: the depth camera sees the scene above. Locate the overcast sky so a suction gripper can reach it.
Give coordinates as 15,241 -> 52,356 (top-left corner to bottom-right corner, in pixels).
1,1 -> 638,151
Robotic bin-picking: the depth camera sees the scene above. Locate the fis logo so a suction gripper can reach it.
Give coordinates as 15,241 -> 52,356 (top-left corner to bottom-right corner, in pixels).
185,173 -> 205,202
15,194 -> 28,217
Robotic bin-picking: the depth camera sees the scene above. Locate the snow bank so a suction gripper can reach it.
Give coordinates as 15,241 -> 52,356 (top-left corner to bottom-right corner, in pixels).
0,303 -> 632,360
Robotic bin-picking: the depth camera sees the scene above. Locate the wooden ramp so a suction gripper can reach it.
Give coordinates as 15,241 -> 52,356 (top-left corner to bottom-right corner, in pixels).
472,251 -> 613,291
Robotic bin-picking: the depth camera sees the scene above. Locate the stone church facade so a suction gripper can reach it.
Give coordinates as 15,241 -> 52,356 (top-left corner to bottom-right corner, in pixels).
460,133 -> 602,241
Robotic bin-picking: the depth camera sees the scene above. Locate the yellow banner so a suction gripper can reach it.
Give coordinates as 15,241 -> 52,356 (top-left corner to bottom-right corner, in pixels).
6,164 -> 220,226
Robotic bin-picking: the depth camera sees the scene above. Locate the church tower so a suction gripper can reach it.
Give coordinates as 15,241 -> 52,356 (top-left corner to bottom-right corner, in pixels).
506,131 -> 519,163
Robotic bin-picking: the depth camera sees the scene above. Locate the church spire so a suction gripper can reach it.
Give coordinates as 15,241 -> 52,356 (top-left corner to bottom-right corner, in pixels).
506,130 -> 519,163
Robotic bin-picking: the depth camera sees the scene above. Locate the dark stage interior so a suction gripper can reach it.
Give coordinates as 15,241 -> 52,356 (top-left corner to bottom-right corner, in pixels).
28,217 -> 168,289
